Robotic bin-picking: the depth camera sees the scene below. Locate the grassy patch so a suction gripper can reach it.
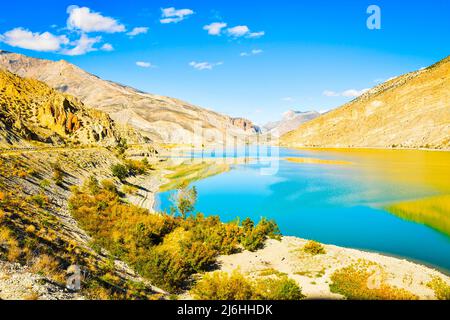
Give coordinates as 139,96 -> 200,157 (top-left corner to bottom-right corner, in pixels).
329,261 -> 418,300
159,161 -> 230,192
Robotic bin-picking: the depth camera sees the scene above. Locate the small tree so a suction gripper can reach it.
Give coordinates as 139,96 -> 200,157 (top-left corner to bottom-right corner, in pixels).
170,186 -> 198,219
111,164 -> 129,181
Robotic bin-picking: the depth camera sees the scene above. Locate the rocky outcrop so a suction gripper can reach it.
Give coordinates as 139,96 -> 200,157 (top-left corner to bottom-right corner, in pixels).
0,51 -> 258,145
281,56 -> 450,149
0,69 -> 142,147
0,261 -> 83,300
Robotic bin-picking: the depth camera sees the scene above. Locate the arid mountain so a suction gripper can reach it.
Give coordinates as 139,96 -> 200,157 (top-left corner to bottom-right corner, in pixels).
0,51 -> 257,144
281,56 -> 450,149
0,69 -> 142,147
263,110 -> 320,137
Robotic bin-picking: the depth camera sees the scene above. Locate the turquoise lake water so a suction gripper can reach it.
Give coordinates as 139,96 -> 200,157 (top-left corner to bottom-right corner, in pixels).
156,147 -> 450,273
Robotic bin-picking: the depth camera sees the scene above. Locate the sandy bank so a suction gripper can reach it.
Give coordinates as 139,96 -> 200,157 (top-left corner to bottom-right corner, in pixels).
215,236 -> 449,300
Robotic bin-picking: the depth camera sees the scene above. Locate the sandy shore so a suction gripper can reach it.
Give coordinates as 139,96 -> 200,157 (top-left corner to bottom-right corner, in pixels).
215,236 -> 449,300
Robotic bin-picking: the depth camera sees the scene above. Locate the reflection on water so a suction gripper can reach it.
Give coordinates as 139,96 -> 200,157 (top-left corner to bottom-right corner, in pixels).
156,147 -> 450,272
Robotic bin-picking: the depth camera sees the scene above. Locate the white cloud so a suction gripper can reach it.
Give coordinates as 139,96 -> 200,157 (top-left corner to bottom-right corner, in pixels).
101,43 -> 114,51
241,49 -> 263,56
227,25 -> 250,37
61,34 -> 101,56
248,31 -> 265,38
227,25 -> 265,38
127,27 -> 148,37
136,61 -> 155,68
189,61 -> 223,70
323,88 -> 370,98
203,22 -> 227,35
67,6 -> 125,33
160,7 -> 194,24
0,27 -> 69,52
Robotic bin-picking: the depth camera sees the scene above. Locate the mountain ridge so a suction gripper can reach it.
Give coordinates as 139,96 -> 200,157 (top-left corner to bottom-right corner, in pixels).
0,51 -> 258,145
281,55 -> 450,150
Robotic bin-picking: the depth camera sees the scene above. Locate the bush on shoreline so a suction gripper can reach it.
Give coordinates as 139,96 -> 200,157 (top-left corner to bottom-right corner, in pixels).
68,182 -> 281,293
302,240 -> 326,255
329,261 -> 418,300
191,270 -> 304,300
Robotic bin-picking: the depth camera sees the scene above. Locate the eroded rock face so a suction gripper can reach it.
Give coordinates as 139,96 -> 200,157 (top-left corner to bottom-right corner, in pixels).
281,56 -> 450,150
0,69 -> 129,146
0,51 -> 258,144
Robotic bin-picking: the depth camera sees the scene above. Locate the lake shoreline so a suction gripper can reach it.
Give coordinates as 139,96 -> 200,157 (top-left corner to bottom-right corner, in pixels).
212,236 -> 450,300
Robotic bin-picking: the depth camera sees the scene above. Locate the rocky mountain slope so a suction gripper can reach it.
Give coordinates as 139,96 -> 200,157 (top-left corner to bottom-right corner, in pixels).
263,110 -> 320,137
281,56 -> 450,149
0,51 -> 258,144
0,69 -> 143,147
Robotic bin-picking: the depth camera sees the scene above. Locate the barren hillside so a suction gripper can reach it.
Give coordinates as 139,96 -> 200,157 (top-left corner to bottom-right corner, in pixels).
0,51 -> 258,144
281,56 -> 450,149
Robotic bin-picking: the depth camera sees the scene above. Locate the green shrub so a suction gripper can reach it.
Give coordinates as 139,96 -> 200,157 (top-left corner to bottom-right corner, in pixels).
101,179 -> 118,194
254,276 -> 304,300
192,271 -> 303,300
122,184 -> 138,195
240,218 -> 281,251
116,138 -> 128,155
84,175 -> 100,195
39,179 -> 51,189
125,160 -> 147,176
30,194 -> 48,208
302,240 -> 326,255
191,271 -> 253,300
427,276 -> 450,300
50,162 -> 64,186
111,164 -> 129,181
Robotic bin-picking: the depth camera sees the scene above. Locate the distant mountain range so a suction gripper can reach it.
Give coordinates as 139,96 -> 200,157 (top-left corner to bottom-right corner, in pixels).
263,110 -> 321,136
281,55 -> 450,150
0,51 -> 258,145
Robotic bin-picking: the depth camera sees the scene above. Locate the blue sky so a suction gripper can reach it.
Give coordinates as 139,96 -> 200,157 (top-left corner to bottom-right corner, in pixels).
0,0 -> 449,124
